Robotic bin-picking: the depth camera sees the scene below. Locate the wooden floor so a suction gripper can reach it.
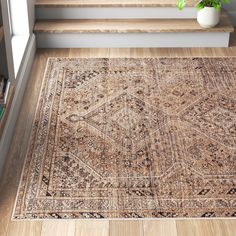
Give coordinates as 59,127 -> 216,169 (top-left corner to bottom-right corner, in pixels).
1,32 -> 236,235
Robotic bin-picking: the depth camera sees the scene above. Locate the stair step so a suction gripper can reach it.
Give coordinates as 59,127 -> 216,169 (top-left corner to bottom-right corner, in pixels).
35,0 -> 195,8
35,0 -> 197,20
34,17 -> 234,34
36,6 -> 197,20
34,13 -> 234,48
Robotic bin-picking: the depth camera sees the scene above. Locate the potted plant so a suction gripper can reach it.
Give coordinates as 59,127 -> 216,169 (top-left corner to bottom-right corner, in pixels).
177,0 -> 231,28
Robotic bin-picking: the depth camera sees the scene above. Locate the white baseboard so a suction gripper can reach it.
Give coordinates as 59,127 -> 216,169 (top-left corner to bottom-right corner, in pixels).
36,7 -> 197,19
0,34 -> 36,177
36,32 -> 230,48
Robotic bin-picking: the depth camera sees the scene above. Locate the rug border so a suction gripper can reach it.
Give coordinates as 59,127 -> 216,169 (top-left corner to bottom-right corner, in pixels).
11,58 -> 53,221
11,217 -> 236,222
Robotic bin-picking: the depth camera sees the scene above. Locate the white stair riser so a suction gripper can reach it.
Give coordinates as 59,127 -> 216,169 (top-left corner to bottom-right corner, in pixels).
36,32 -> 230,48
36,7 -> 197,19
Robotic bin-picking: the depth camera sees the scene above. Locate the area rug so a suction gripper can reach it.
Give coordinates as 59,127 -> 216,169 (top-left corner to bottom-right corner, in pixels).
13,58 -> 236,219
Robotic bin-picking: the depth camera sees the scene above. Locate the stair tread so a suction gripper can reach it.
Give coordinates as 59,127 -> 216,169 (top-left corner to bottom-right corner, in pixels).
36,0 -> 196,8
34,17 -> 234,33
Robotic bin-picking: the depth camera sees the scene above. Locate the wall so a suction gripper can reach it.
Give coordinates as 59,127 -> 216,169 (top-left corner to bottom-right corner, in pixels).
28,0 -> 35,32
224,1 -> 236,25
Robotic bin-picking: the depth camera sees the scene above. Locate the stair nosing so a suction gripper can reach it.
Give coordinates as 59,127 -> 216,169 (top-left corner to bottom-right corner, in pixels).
35,0 -> 196,8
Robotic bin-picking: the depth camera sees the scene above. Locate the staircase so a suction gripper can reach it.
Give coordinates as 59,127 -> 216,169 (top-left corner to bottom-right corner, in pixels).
34,0 -> 234,48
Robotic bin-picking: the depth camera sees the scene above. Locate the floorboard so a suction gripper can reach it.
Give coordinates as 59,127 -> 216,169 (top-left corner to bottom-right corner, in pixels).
41,221 -> 75,236
110,221 -> 143,236
76,221 -> 109,236
176,220 -> 236,236
143,221 -> 177,236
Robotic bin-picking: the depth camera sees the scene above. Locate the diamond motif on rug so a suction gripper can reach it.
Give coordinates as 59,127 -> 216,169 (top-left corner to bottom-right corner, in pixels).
181,93 -> 236,148
111,106 -> 140,130
83,92 -> 167,150
13,58 -> 236,219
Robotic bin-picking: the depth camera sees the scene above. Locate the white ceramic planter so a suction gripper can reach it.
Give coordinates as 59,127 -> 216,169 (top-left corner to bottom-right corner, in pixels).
197,7 -> 220,28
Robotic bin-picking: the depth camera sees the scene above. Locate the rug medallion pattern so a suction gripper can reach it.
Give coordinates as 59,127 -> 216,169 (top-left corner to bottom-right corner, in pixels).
13,58 -> 236,219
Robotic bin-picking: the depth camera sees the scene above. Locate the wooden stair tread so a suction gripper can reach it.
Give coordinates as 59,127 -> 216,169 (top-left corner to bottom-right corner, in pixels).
34,16 -> 234,33
36,0 -> 196,8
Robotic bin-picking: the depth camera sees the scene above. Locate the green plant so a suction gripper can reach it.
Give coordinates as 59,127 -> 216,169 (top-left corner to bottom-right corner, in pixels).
177,0 -> 231,11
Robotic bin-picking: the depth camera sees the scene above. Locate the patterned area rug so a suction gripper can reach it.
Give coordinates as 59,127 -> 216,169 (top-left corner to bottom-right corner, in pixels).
13,58 -> 236,219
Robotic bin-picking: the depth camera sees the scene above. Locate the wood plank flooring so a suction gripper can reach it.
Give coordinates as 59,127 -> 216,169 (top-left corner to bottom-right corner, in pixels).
1,33 -> 236,235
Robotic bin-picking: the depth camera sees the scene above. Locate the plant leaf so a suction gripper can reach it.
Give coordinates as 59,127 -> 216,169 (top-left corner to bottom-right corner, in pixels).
177,0 -> 186,10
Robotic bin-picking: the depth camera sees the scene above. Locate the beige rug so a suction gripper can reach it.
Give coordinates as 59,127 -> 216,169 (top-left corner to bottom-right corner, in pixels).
13,58 -> 236,219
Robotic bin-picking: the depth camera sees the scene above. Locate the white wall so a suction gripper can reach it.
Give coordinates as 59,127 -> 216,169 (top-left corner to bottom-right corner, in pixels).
28,0 -> 35,32
224,1 -> 236,25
